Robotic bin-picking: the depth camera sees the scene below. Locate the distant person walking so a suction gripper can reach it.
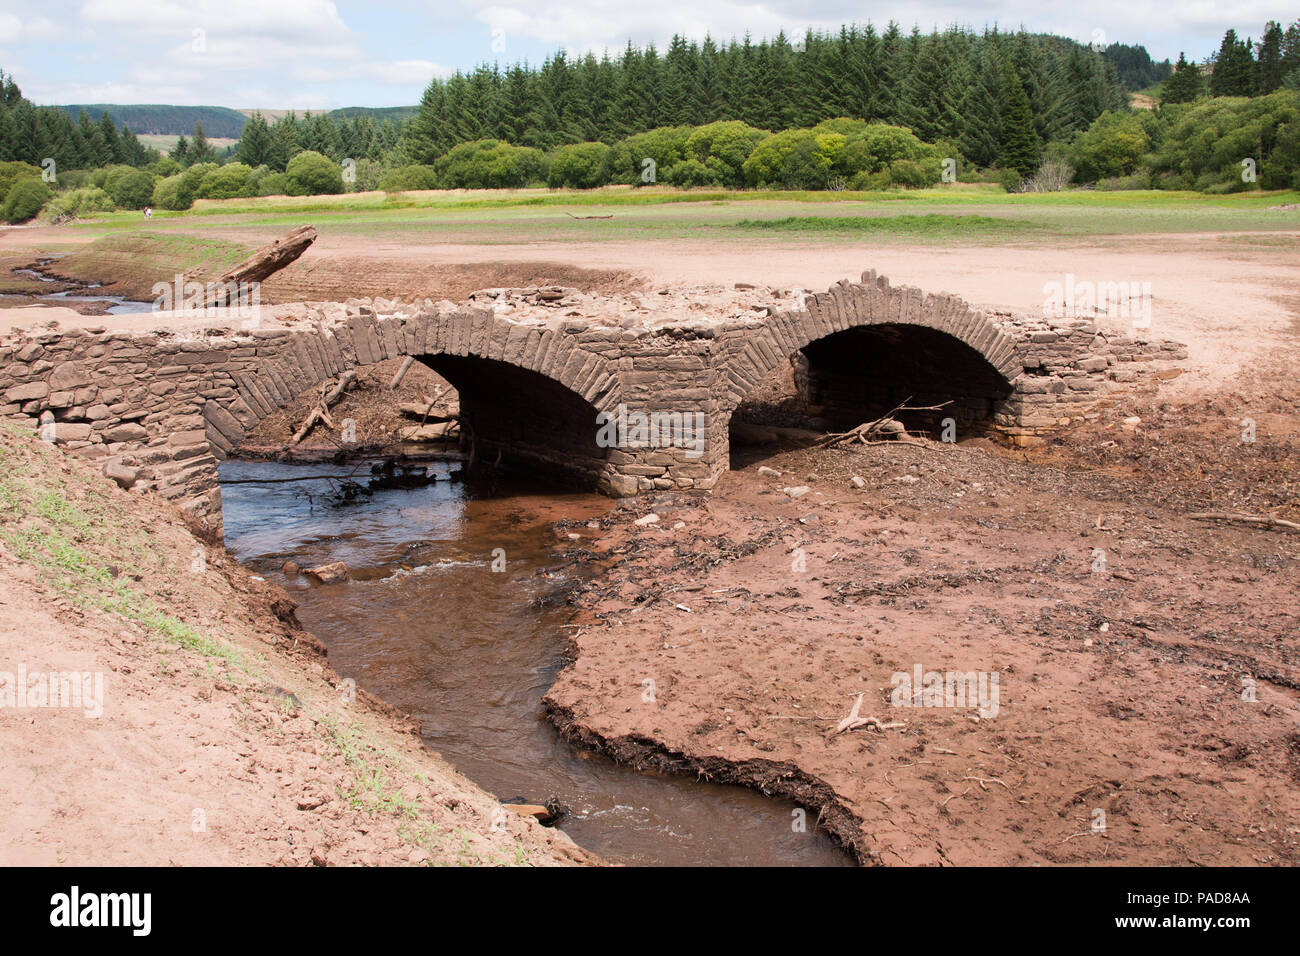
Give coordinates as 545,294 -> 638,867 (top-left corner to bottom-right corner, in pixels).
144,206 -> 153,219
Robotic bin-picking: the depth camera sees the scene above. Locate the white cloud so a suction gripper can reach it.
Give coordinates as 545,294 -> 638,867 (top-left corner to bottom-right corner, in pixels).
368,59 -> 450,86
0,12 -> 65,45
80,0 -> 353,42
461,0 -> 1300,61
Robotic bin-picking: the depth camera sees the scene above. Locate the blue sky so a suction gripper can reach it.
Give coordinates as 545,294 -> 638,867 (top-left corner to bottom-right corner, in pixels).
0,1 -> 1295,110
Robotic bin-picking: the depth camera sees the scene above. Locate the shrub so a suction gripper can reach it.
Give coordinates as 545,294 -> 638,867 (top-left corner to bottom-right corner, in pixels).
0,160 -> 42,205
3,177 -> 52,222
42,187 -> 116,221
847,170 -> 889,190
1095,170 -> 1154,191
434,140 -> 544,189
602,127 -> 693,185
1149,90 -> 1300,191
377,165 -> 438,192
999,169 -> 1024,193
547,142 -> 611,188
54,169 -> 93,190
152,173 -> 192,210
182,162 -> 218,192
148,156 -> 183,178
1070,112 -> 1150,182
886,158 -> 938,188
285,150 -> 344,195
851,124 -> 941,168
684,121 -> 768,185
744,123 -> 943,189
1021,158 -> 1076,192
663,157 -> 726,187
110,169 -> 156,209
151,161 -> 218,210
254,172 -> 288,196
812,117 -> 871,138
196,163 -> 253,200
1260,119 -> 1300,189
743,129 -> 837,188
345,158 -> 387,192
99,164 -> 138,195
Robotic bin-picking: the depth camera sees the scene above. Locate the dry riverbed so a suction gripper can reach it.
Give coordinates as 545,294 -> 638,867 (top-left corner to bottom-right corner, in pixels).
543,376 -> 1300,866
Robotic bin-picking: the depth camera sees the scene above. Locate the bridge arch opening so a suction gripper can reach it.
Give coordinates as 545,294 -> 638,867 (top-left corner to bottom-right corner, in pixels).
729,322 -> 1014,462
418,353 -> 607,488
228,352 -> 609,492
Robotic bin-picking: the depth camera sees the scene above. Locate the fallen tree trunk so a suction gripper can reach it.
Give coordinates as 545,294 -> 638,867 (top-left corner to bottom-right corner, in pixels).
202,224 -> 317,308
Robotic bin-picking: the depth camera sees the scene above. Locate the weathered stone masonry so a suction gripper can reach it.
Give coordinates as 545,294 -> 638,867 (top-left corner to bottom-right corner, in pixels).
0,271 -> 1187,535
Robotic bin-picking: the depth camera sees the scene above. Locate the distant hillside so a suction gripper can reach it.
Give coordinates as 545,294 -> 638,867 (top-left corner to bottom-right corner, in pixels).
238,106 -> 417,123
328,105 -> 418,123
49,104 -> 415,142
52,104 -> 248,138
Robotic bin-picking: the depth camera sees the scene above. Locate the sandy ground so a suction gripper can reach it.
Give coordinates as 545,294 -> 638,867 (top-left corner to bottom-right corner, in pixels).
0,428 -> 596,866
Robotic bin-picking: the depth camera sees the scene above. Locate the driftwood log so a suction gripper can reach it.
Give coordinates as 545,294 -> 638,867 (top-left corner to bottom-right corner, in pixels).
202,224 -> 316,307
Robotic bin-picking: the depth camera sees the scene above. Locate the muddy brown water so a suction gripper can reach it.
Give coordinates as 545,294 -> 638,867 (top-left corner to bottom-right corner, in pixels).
219,456 -> 851,866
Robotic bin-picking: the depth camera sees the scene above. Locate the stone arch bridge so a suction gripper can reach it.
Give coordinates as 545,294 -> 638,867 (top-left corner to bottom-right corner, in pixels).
0,271 -> 1185,534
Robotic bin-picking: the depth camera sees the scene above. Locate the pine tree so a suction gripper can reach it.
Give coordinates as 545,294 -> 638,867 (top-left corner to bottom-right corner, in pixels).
998,60 -> 1038,177
1256,22 -> 1286,93
268,113 -> 300,171
1210,29 -> 1255,96
237,112 -> 273,167
958,42 -> 1004,167
404,81 -> 447,162
190,122 -> 217,164
844,23 -> 882,120
1283,21 -> 1300,83
898,31 -> 965,142
97,112 -> 123,164
497,65 -> 531,144
877,22 -> 906,123
171,133 -> 190,166
1161,53 -> 1204,104
119,127 -> 150,166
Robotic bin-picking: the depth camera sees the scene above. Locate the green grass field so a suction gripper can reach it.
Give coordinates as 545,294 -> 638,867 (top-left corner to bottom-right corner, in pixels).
37,182 -> 1300,252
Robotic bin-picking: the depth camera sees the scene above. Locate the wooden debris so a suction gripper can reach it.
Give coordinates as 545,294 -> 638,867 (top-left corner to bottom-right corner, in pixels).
828,693 -> 906,737
290,370 -> 356,445
388,355 -> 415,389
813,398 -> 952,448
201,224 -> 316,308
1187,511 -> 1300,534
